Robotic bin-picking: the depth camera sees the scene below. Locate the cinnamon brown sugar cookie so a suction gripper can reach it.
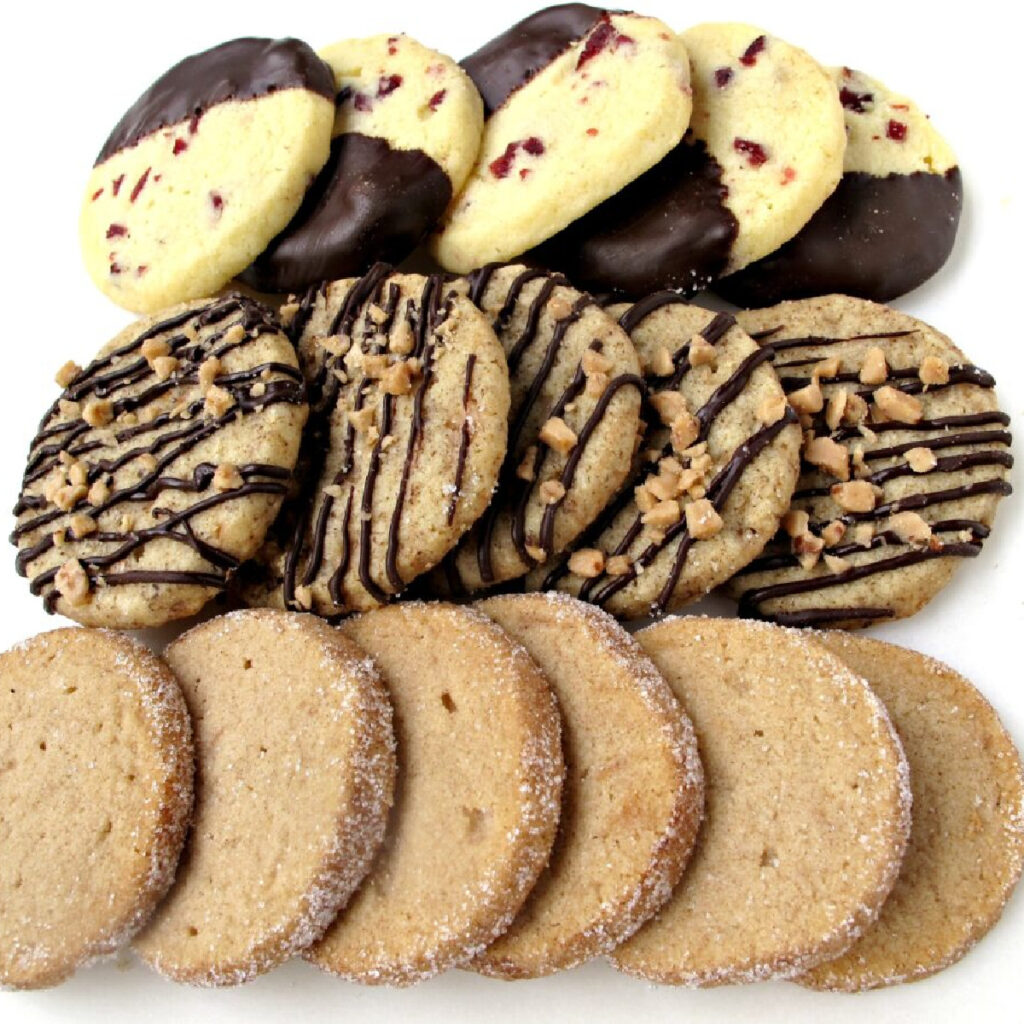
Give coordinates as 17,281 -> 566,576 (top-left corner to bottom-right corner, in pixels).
471,593 -> 703,978
308,602 -> 563,985
134,610 -> 395,986
798,633 -> 1024,991
613,617 -> 911,986
727,295 -> 1012,628
0,629 -> 192,990
241,267 -> 509,616
532,299 -> 800,619
12,295 -> 307,629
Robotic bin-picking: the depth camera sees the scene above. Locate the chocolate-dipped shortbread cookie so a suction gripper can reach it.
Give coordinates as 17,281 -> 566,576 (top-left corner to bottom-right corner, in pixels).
726,296 -> 1012,628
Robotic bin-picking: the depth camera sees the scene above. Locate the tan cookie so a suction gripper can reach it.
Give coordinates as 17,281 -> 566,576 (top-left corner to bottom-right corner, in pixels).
613,617 -> 911,986
471,593 -> 703,978
133,610 -> 395,986
798,633 -> 1024,991
0,629 -> 192,990
727,296 -> 1013,628
307,602 -> 563,985
240,268 -> 509,616
12,295 -> 307,629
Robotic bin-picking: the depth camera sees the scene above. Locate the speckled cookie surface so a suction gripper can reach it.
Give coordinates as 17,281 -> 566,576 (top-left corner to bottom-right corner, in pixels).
431,11 -> 691,272
134,610 -> 395,986
533,298 -> 800,619
614,617 -> 911,987
719,66 -> 962,305
471,593 -> 703,979
798,633 -> 1024,991
308,602 -> 563,985
437,265 -> 643,592
242,35 -> 483,293
0,629 -> 192,990
12,295 -> 307,629
80,38 -> 335,313
727,296 -> 1012,629
241,268 -> 509,616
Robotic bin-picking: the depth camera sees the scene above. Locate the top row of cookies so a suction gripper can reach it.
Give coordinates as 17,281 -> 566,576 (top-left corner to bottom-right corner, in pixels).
78,7 -> 961,314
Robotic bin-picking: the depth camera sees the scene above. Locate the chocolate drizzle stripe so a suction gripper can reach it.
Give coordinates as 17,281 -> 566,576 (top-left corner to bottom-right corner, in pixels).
327,492 -> 354,606
617,291 -> 692,335
760,329 -> 917,353
832,411 -> 1010,443
780,364 -> 994,397
447,354 -> 478,526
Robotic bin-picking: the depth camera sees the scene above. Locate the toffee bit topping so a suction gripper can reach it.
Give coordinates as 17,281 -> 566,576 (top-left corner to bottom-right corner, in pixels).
547,296 -> 573,320
568,548 -> 605,578
650,390 -> 688,426
141,336 -> 171,362
198,355 -> 222,391
889,511 -> 933,545
859,346 -> 888,385
204,385 -> 235,418
390,320 -> 416,355
293,584 -> 314,611
361,354 -> 390,378
635,482 -> 657,513
539,480 -> 566,504
138,453 -> 158,474
804,436 -> 850,480
582,349 -> 613,377
793,532 -> 824,570
906,447 -> 939,473
251,382 -> 267,398
69,512 -> 98,538
55,360 -> 82,388
152,355 -> 179,381
278,302 -> 300,328
919,356 -> 950,386
82,399 -> 114,428
823,553 -> 849,574
642,499 -> 682,530
843,391 -> 870,424
831,479 -> 877,513
853,523 -> 875,547
585,371 -> 609,398
381,361 -> 418,396
58,399 -> 81,419
813,356 -> 840,380
689,335 -> 717,367
873,385 -> 923,423
758,393 -> 788,426
55,559 -> 92,606
539,417 -> 577,454
606,554 -> 632,576
516,446 -> 538,482
648,345 -> 675,377
788,378 -> 823,414
213,464 -> 244,491
685,498 -> 723,540
67,462 -> 88,487
88,478 -> 111,505
348,406 -> 376,433
825,389 -> 848,431
782,510 -> 810,539
526,544 -> 548,562
821,520 -> 847,547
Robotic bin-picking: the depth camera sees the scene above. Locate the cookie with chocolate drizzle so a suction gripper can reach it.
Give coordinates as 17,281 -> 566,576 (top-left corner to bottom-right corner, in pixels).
12,295 -> 307,629
726,295 -> 1013,628
242,267 -> 509,616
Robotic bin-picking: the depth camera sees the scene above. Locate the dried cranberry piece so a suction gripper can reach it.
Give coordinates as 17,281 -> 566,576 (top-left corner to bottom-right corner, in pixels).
522,137 -> 545,156
109,262 -> 122,276
781,166 -> 796,184
136,265 -> 148,277
91,188 -> 103,202
111,174 -> 124,197
106,224 -> 128,239
733,138 -> 768,167
715,67 -> 733,88
740,35 -> 766,66
173,138 -> 188,155
586,127 -> 599,137
887,120 -> 907,141
576,15 -> 634,70
129,168 -> 151,203
429,89 -> 447,111
839,87 -> 873,113
377,74 -> 403,98
489,142 -> 520,179
387,36 -> 398,56
188,110 -> 202,135
519,168 -> 531,180
210,192 -> 224,213
354,93 -> 372,112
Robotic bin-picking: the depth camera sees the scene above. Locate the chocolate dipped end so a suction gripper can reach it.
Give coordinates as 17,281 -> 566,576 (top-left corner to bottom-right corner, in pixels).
718,168 -> 963,307
240,134 -> 452,295
461,3 -> 606,115
97,37 -> 336,164
533,138 -> 738,299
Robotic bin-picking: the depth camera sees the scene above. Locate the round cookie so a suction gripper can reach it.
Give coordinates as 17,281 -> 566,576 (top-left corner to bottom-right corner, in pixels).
438,265 -> 644,592
241,35 -> 484,294
533,298 -> 801,619
240,267 -> 509,616
80,38 -> 335,313
431,10 -> 691,272
613,617 -> 911,986
12,295 -> 307,629
471,593 -> 703,978
719,66 -> 962,306
0,629 -> 192,990
133,610 -> 395,986
535,23 -> 845,297
308,602 -> 564,985
798,633 -> 1024,991
726,296 -> 1013,629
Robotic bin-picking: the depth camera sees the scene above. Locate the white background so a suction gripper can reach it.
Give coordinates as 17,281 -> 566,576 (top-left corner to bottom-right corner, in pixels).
1,1 -> 1021,1021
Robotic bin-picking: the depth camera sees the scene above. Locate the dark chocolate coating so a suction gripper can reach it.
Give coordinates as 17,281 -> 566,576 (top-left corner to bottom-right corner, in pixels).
717,168 -> 963,307
461,3 -> 606,115
240,133 -> 452,295
96,37 -> 335,164
533,138 -> 738,299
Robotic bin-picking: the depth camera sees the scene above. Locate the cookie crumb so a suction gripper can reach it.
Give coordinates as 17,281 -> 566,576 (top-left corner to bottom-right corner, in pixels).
381,360 -> 418,396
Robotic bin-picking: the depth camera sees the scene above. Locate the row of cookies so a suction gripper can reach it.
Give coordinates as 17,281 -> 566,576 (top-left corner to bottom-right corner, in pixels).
3,599 -> 1021,990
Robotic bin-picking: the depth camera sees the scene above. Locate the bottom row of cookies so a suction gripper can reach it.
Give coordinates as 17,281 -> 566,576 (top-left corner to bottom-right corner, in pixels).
1,598 -> 1021,992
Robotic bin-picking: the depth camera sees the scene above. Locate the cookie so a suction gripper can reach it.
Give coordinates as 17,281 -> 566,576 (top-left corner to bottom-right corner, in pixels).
533,298 -> 801,619
798,633 -> 1024,991
727,296 -> 1013,629
471,593 -> 703,978
536,23 -> 845,297
438,265 -> 643,592
133,610 -> 395,986
240,268 -> 509,616
241,35 -> 484,294
80,38 -> 336,313
432,10 -> 691,272
719,66 -> 962,306
613,617 -> 911,986
12,295 -> 307,629
307,602 -> 563,985
0,629 -> 192,990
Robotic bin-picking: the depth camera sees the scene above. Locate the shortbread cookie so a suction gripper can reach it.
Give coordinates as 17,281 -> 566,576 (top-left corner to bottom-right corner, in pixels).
614,618 -> 911,986
80,38 -> 335,313
471,593 -> 703,978
432,11 -> 691,271
134,610 -> 395,986
242,35 -> 483,293
798,633 -> 1024,991
241,268 -> 509,616
0,629 -> 192,990
438,265 -> 643,592
727,296 -> 1012,629
537,23 -> 845,297
12,295 -> 307,629
534,299 -> 800,619
308,602 -> 563,985
720,66 -> 962,305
